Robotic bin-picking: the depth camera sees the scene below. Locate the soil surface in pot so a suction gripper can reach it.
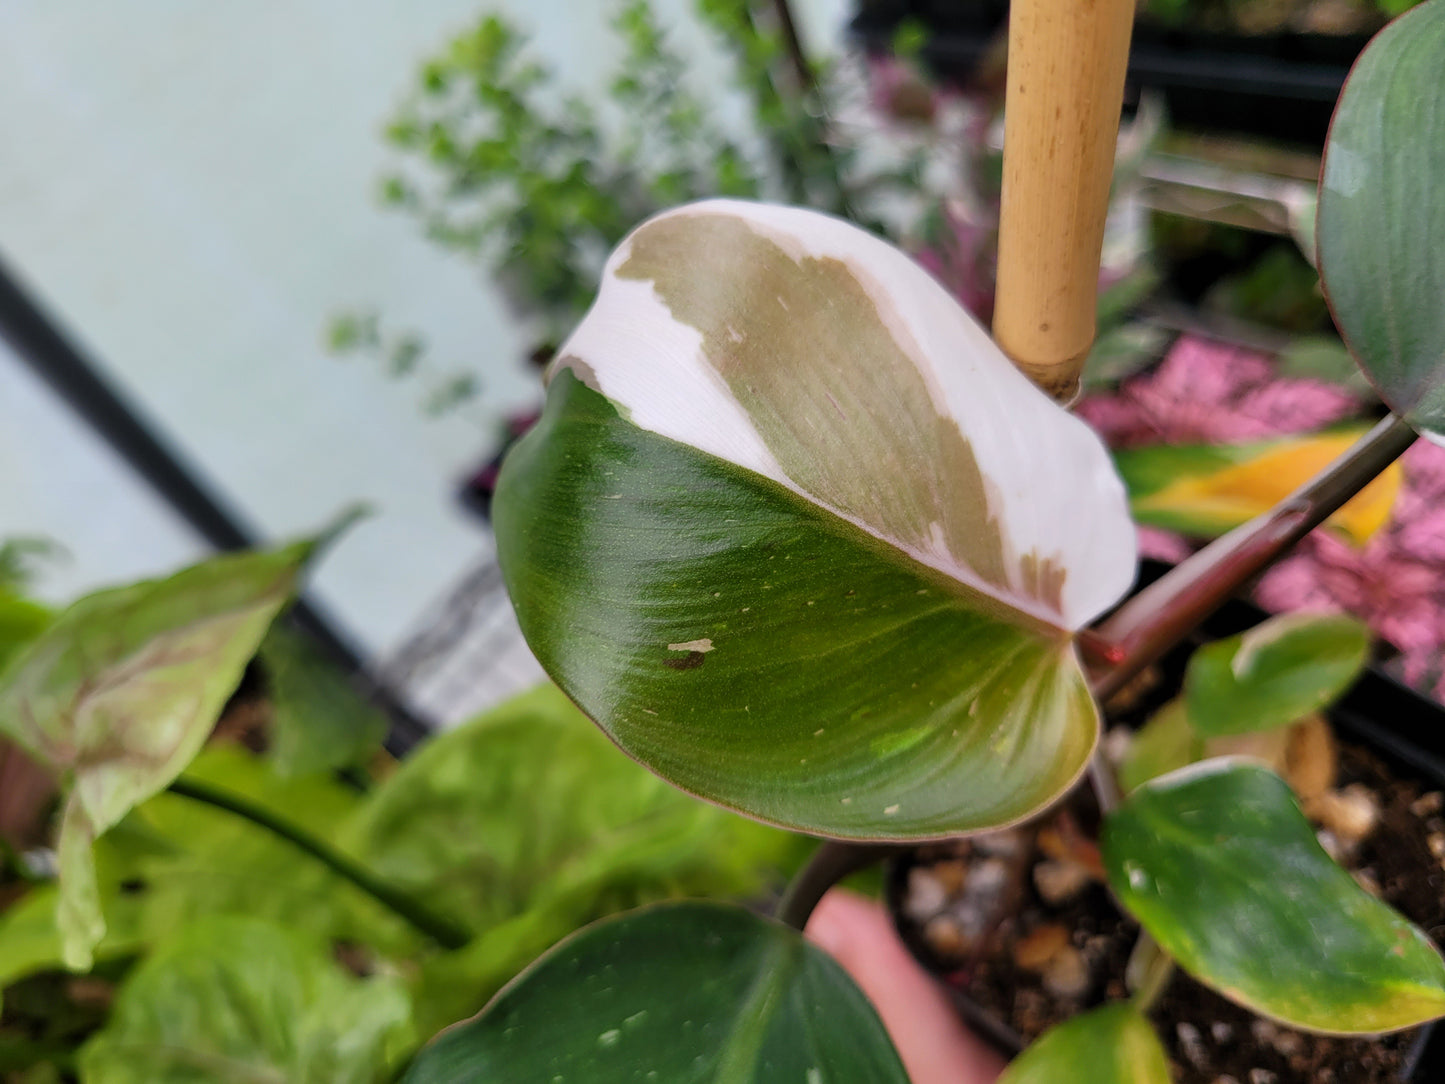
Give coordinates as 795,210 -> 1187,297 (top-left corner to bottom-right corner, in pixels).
894,739 -> 1445,1083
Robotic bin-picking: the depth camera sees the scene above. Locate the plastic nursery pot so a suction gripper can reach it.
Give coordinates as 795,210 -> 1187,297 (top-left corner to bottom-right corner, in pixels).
849,0 -> 1376,147
885,563 -> 1445,1082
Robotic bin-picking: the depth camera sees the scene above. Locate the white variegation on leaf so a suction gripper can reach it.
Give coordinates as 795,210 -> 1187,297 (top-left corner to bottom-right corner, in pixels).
496,200 -> 1138,839
558,200 -> 1136,631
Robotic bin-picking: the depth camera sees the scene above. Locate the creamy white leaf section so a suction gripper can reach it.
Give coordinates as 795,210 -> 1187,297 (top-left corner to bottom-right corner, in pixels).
555,199 -> 1136,630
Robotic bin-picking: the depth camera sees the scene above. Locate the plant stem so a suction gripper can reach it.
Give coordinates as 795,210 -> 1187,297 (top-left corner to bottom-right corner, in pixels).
1126,932 -> 1174,1014
167,776 -> 471,950
1093,414 -> 1416,702
765,0 -> 814,94
775,840 -> 898,931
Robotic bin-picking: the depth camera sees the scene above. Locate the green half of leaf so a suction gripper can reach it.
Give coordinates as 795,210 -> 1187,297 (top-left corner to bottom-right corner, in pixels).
0,544 -> 311,969
998,1004 -> 1171,1084
1318,0 -> 1445,440
1102,761 -> 1445,1034
1184,612 -> 1371,738
1118,699 -> 1203,794
494,371 -> 1097,840
401,901 -> 907,1084
78,915 -> 413,1084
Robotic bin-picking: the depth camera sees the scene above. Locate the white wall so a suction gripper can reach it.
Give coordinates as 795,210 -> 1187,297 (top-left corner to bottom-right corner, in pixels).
0,0 -> 846,655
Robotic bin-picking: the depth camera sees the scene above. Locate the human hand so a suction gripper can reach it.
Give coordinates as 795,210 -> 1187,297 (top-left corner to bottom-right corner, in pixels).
807,890 -> 1005,1084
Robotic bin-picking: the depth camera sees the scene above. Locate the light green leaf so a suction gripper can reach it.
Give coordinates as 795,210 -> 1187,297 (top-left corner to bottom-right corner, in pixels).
1115,428 -> 1401,545
998,1004 -> 1171,1084
0,546 -> 310,969
401,901 -> 907,1084
1317,0 -> 1445,440
1118,699 -> 1202,794
259,625 -> 388,777
127,743 -> 413,957
77,916 -> 413,1084
1103,761 -> 1445,1033
0,590 -> 50,674
496,201 -> 1137,838
1184,613 -> 1371,738
346,683 -> 805,1034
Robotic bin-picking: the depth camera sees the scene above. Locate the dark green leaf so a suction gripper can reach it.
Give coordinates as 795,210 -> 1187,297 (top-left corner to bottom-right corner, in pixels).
1184,613 -> 1371,737
402,902 -> 907,1084
0,546 -> 310,968
1103,761 -> 1445,1033
78,916 -> 412,1083
1318,0 -> 1445,438
998,1004 -> 1170,1084
0,591 -> 50,674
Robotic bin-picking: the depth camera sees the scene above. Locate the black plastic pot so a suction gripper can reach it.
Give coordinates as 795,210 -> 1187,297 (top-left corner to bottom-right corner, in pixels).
886,560 -> 1445,1079
851,1 -> 1376,147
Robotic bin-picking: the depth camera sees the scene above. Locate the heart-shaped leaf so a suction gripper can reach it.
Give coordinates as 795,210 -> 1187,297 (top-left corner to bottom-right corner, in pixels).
998,1004 -> 1171,1084
401,901 -> 907,1084
0,545 -> 310,969
1318,0 -> 1445,440
1184,613 -> 1371,738
1114,428 -> 1401,545
1103,761 -> 1445,1033
495,200 -> 1136,839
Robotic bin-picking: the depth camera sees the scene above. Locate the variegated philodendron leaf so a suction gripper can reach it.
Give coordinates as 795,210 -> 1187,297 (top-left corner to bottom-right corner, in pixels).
495,200 -> 1137,840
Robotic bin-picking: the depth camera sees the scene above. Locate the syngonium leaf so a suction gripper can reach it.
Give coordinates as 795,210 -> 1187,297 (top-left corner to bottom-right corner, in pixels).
1114,428 -> 1401,545
1184,613 -> 1371,738
0,591 -> 50,674
77,916 -> 413,1084
997,1004 -> 1171,1084
495,200 -> 1137,840
401,901 -> 907,1084
1103,761 -> 1445,1034
0,546 -> 310,970
1318,0 -> 1445,441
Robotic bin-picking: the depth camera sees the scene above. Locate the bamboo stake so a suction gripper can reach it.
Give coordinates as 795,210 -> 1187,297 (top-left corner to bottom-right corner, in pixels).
993,0 -> 1137,401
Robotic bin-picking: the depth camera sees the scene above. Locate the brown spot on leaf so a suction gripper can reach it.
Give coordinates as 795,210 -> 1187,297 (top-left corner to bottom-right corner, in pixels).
663,651 -> 706,671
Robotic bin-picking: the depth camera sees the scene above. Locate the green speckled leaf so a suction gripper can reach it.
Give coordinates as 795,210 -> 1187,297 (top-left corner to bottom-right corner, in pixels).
1318,0 -> 1445,440
402,901 -> 906,1084
1103,761 -> 1445,1034
0,546 -> 309,969
999,1004 -> 1170,1084
1184,613 -> 1371,738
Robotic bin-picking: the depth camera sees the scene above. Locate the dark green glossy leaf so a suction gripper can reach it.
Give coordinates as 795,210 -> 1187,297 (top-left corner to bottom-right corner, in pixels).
259,625 -> 388,777
0,546 -> 309,968
77,916 -> 413,1083
402,901 -> 907,1084
1117,699 -> 1201,794
346,683 -> 805,1035
1103,761 -> 1445,1033
496,373 -> 1099,840
998,1004 -> 1170,1084
1318,0 -> 1445,438
1184,613 -> 1371,737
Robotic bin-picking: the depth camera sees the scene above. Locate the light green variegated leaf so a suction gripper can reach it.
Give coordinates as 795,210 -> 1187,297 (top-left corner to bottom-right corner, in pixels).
1184,613 -> 1371,738
77,916 -> 413,1084
495,200 -> 1136,839
401,902 -> 907,1084
1103,761 -> 1445,1034
0,546 -> 309,969
1318,0 -> 1445,440
998,1004 -> 1171,1084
